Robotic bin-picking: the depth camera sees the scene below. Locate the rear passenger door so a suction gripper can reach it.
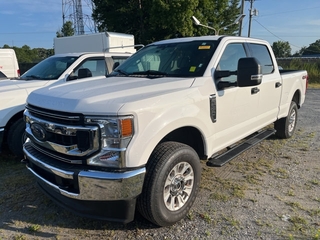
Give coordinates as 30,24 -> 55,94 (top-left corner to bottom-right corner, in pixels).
247,43 -> 281,127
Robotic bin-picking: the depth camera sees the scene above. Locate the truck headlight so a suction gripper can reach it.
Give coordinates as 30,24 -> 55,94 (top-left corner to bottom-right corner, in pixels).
85,116 -> 133,168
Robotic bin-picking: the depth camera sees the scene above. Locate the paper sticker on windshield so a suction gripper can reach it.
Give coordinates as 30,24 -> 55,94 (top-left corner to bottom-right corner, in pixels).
198,45 -> 211,50
189,66 -> 196,72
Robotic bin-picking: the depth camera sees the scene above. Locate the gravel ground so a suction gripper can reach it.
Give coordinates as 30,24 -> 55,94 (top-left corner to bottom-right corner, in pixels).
0,89 -> 319,240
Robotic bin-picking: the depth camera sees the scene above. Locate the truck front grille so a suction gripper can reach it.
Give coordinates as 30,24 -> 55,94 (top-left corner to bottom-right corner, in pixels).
24,104 -> 100,162
26,104 -> 83,125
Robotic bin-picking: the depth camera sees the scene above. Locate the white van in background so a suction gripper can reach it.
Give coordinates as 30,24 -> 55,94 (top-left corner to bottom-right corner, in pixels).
0,49 -> 20,79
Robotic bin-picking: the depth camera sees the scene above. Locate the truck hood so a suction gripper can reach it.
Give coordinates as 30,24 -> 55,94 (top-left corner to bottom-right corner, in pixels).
27,76 -> 195,114
0,79 -> 50,111
0,78 -> 50,94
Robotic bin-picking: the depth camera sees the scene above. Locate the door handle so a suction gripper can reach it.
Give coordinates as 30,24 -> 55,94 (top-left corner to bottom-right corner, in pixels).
275,82 -> 282,88
251,87 -> 260,94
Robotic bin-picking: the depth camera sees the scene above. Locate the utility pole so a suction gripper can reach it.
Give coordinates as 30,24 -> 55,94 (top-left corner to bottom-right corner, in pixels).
247,0 -> 258,37
248,0 -> 254,37
238,0 -> 245,36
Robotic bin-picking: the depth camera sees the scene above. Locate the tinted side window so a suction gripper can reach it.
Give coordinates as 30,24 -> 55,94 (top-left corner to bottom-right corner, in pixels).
112,57 -> 128,66
248,43 -> 274,74
74,58 -> 106,78
217,43 -> 247,83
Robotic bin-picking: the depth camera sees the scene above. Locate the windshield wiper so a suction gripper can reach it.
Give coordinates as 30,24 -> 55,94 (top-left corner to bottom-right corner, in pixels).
24,75 -> 41,80
131,70 -> 168,78
113,69 -> 129,76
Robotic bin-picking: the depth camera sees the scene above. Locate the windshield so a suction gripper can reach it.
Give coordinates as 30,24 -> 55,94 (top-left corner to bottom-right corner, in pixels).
20,56 -> 78,80
110,40 -> 218,78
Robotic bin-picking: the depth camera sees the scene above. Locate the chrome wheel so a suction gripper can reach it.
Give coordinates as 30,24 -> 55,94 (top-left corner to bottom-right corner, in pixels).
288,109 -> 296,133
163,162 -> 194,211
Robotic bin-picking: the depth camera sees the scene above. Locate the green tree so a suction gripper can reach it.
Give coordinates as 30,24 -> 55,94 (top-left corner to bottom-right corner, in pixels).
92,0 -> 241,44
272,41 -> 291,58
1,44 -> 53,63
302,39 -> 320,55
56,21 -> 75,38
292,46 -> 306,57
194,0 -> 240,35
12,45 -> 38,63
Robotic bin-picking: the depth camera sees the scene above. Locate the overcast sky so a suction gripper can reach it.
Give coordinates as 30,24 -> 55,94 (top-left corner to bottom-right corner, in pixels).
0,0 -> 319,53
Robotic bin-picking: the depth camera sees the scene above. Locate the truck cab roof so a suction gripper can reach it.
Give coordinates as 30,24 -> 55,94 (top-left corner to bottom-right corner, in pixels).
152,35 -> 267,45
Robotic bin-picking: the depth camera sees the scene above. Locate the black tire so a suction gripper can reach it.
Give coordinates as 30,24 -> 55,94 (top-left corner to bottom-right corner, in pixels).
274,101 -> 298,139
7,118 -> 26,158
137,141 -> 201,227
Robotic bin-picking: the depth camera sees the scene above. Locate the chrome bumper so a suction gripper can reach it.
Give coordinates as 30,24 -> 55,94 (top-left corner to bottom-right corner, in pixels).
24,143 -> 146,201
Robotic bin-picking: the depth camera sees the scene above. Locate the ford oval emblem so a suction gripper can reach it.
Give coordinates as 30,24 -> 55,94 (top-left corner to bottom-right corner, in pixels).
30,123 -> 47,141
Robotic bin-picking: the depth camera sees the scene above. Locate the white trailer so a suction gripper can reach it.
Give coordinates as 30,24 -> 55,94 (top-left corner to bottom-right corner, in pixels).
54,32 -> 136,54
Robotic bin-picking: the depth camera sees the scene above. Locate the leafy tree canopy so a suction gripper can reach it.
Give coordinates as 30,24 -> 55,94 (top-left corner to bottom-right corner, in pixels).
56,21 -> 75,38
302,39 -> 320,56
92,0 -> 241,44
1,44 -> 53,63
272,41 -> 291,58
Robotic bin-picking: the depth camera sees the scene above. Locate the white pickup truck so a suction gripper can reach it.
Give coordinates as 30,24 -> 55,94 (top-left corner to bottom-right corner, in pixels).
0,51 -> 132,157
23,36 -> 308,227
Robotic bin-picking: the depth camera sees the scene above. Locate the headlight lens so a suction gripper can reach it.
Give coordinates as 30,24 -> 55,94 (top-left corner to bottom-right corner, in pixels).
85,116 -> 133,168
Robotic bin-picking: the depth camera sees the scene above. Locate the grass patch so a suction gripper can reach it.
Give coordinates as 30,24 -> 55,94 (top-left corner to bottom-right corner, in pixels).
245,174 -> 262,184
270,168 -> 289,179
199,212 -> 212,223
210,192 -> 230,202
285,201 -> 304,210
288,215 -> 309,234
308,208 -> 320,217
308,83 -> 320,89
13,235 -> 27,240
287,189 -> 295,196
309,179 -> 320,186
235,157 -> 274,173
28,224 -> 41,232
222,216 -> 241,230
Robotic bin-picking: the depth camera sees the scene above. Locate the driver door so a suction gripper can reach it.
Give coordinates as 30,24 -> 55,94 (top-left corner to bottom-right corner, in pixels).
211,42 -> 260,152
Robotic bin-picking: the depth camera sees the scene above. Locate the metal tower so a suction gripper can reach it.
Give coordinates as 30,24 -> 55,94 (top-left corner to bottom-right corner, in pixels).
62,0 -> 97,35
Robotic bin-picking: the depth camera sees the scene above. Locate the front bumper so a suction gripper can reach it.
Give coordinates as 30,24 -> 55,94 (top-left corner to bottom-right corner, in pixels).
23,141 -> 146,223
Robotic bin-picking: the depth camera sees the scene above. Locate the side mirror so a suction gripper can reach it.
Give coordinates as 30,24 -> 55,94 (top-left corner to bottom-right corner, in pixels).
112,62 -> 120,70
237,57 -> 262,87
78,68 -> 92,79
68,74 -> 78,81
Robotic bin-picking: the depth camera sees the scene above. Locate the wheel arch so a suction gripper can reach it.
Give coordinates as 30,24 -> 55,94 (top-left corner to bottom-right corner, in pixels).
292,89 -> 301,109
3,110 -> 24,143
158,126 -> 206,160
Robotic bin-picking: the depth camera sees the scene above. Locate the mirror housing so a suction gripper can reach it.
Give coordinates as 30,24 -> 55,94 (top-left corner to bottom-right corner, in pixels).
112,62 -> 120,70
237,57 -> 262,87
68,74 -> 78,81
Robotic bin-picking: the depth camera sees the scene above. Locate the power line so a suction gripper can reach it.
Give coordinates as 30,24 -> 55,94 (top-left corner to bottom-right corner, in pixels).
258,6 -> 320,17
253,19 -> 304,50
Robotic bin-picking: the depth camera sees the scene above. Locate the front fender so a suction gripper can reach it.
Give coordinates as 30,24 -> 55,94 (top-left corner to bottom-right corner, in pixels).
125,94 -> 212,168
0,89 -> 27,127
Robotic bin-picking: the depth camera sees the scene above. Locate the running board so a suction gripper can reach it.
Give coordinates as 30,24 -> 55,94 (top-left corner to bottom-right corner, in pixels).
207,129 -> 276,167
